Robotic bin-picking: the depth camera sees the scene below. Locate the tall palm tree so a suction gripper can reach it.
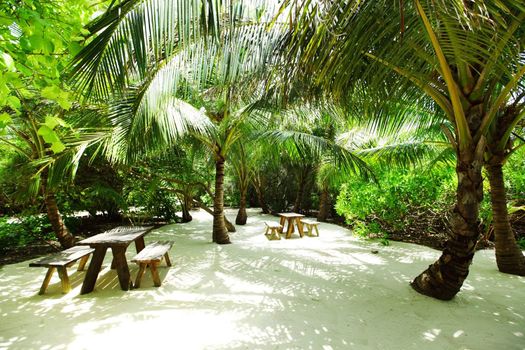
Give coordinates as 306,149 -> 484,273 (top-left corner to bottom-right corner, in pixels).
281,0 -> 525,299
70,0 -> 285,243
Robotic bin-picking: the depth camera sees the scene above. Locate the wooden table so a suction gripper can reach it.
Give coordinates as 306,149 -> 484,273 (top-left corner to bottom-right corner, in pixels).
278,212 -> 305,239
77,226 -> 153,294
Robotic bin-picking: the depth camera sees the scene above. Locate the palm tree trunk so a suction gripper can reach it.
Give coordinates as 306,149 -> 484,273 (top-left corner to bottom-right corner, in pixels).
212,156 -> 231,244
411,149 -> 483,300
486,158 -> 525,276
317,186 -> 330,221
181,193 -> 193,223
253,175 -> 270,214
235,187 -> 248,225
44,190 -> 75,249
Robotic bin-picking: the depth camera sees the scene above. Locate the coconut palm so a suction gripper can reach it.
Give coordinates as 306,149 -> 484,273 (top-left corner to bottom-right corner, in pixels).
281,0 -> 525,299
0,104 -> 107,248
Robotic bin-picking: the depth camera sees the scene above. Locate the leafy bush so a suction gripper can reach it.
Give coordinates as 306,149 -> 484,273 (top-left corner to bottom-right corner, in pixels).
0,216 -> 55,251
336,166 -> 456,240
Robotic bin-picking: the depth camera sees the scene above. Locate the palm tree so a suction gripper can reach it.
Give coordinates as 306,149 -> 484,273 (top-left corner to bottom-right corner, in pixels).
70,0 -> 287,244
0,104 -> 106,248
281,0 -> 525,299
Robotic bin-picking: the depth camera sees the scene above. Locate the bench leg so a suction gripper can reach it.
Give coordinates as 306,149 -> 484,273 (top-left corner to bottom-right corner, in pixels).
264,226 -> 269,235
279,217 -> 285,233
57,266 -> 71,294
314,225 -> 319,237
150,263 -> 161,287
272,228 -> 281,240
164,253 -> 172,267
77,254 -> 90,271
38,267 -> 56,295
134,263 -> 147,288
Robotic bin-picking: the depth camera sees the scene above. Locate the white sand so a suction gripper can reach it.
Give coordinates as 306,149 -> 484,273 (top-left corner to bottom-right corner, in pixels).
0,208 -> 524,350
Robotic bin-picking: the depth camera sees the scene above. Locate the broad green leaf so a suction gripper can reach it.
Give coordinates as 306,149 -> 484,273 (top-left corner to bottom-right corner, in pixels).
37,125 -> 60,143
0,112 -> 12,128
41,85 -> 61,100
2,53 -> 15,72
50,141 -> 66,153
7,95 -> 21,111
44,115 -> 67,129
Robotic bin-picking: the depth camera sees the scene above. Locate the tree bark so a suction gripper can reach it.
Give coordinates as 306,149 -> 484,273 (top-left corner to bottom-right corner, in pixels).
411,147 -> 483,300
235,188 -> 248,225
293,165 -> 311,213
253,175 -> 270,214
181,193 -> 193,223
317,186 -> 330,221
486,157 -> 525,276
212,156 -> 231,244
44,190 -> 75,249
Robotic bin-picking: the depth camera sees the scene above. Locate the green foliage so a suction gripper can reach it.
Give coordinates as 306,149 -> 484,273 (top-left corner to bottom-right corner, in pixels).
518,237 -> 525,249
336,166 -> 456,238
0,216 -> 54,251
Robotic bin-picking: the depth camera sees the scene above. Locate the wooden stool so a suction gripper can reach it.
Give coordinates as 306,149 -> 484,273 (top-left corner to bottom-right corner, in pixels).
300,219 -> 320,237
264,221 -> 282,240
131,241 -> 173,288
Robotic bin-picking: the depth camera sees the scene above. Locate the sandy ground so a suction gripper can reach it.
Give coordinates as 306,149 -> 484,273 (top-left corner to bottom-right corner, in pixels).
0,208 -> 524,350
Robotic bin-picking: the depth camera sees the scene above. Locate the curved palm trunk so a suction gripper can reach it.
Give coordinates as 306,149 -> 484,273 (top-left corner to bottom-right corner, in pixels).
44,190 -> 75,249
212,156 -> 231,244
411,149 -> 483,300
317,187 -> 330,222
181,193 -> 193,223
235,188 -> 248,225
486,158 -> 525,276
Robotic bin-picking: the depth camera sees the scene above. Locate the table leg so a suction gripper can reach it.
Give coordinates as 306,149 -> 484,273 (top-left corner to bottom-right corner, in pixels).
111,246 -> 132,291
279,217 -> 285,233
286,218 -> 294,238
80,247 -> 107,295
135,237 -> 145,253
297,218 -> 304,237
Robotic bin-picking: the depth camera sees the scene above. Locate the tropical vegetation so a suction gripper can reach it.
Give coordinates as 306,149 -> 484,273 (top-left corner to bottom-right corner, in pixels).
0,0 -> 523,303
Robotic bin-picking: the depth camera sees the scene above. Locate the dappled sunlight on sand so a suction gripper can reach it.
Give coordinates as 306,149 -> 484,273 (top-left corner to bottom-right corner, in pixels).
0,208 -> 524,349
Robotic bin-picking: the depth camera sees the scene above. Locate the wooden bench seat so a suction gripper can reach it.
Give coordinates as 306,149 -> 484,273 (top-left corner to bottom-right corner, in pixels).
131,241 -> 174,288
29,246 -> 94,294
300,219 -> 320,237
264,221 -> 282,240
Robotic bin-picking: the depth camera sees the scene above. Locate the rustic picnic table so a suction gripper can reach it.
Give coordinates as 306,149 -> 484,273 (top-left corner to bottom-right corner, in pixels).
77,226 -> 153,294
278,212 -> 305,239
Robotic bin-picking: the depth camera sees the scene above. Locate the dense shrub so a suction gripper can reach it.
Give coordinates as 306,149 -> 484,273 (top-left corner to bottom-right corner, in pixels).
336,166 -> 456,241
0,216 -> 55,252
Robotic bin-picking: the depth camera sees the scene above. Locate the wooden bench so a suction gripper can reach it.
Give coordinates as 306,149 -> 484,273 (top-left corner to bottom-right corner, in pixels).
300,219 -> 320,237
29,246 -> 94,294
131,241 -> 174,288
264,221 -> 282,240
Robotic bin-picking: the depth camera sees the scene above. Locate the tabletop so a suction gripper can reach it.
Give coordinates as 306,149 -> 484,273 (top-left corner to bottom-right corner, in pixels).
278,212 -> 305,218
78,226 -> 154,246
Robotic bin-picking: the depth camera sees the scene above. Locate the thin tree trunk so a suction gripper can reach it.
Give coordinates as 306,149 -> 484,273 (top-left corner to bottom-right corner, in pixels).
253,175 -> 270,214
44,190 -> 75,249
486,158 -> 525,276
411,148 -> 483,300
212,156 -> 231,244
236,187 -> 248,225
317,186 -> 330,222
293,165 -> 311,213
